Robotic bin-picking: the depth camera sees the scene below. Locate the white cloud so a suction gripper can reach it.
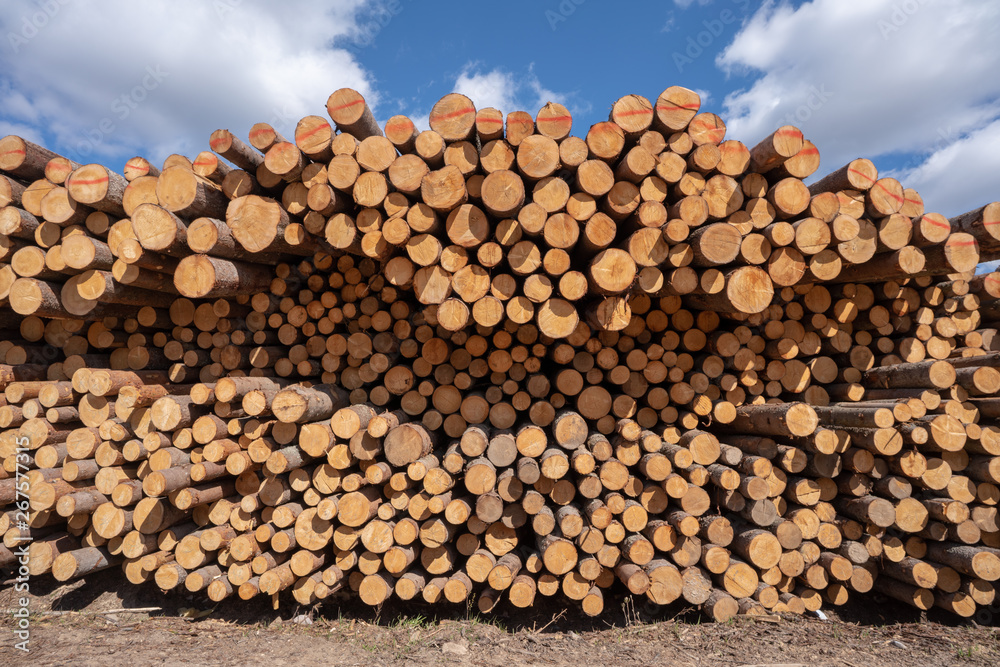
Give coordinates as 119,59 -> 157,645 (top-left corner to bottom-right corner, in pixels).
448,63 -> 584,118
715,0 -> 1000,214
408,114 -> 431,133
454,66 -> 520,115
891,119 -> 1000,217
0,0 -> 380,168
978,260 -> 999,274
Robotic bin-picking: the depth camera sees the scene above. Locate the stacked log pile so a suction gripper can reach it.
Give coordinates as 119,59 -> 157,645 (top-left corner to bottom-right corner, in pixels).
1,85 -> 999,622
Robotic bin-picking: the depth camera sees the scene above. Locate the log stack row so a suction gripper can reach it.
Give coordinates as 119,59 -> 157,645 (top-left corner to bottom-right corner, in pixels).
1,85 -> 999,622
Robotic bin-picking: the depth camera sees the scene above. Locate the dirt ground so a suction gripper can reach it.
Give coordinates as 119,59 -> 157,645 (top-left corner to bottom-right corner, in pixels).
1,572 -> 998,666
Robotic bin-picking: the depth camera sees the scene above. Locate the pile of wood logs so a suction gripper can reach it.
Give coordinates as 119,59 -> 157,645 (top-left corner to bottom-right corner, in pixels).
1,85 -> 999,622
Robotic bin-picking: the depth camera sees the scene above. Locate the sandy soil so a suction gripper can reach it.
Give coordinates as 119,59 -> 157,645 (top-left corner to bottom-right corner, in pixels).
1,572 -> 998,666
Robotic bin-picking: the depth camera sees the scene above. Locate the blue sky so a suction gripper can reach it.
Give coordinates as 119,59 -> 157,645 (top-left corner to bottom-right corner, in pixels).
1,0 -> 998,270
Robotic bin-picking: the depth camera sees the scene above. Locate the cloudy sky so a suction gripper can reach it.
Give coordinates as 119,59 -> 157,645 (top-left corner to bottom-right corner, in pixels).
1,0 -> 997,265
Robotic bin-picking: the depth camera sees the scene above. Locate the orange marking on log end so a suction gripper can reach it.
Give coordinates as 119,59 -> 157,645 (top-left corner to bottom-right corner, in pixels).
922,216 -> 950,229
537,115 -> 573,123
797,148 -> 820,156
248,128 -> 272,138
656,103 -> 700,111
616,108 -> 654,117
948,239 -> 978,247
431,107 -> 475,122
693,124 -> 726,141
874,181 -> 904,203
847,167 -> 875,183
386,120 -> 414,132
296,122 -> 331,142
776,129 -> 803,139
476,118 -> 503,125
328,99 -> 364,112
1,149 -> 26,156
193,159 -> 216,167
71,176 -> 109,185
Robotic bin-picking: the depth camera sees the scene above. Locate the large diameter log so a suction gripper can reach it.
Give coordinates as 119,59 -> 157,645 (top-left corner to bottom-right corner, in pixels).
654,86 -> 700,132
9,278 -> 67,317
688,223 -> 742,267
384,423 -> 436,466
156,166 -> 229,219
71,271 -> 175,308
326,88 -> 383,139
588,249 -> 637,296
0,174 -> 27,208
480,170 -> 525,219
61,235 -> 113,271
917,233 -> 981,274
749,126 -> 803,173
684,266 -> 774,315
950,202 -> 999,250
721,403 -> 819,439
536,298 -> 580,339
428,93 -> 476,142
421,166 -> 468,213
831,246 -> 925,284
52,546 -> 118,581
923,543 -> 1000,581
174,255 -> 276,299
863,360 -> 956,390
0,206 -> 38,239
0,135 -> 60,180
227,195 -> 314,256
132,203 -> 188,255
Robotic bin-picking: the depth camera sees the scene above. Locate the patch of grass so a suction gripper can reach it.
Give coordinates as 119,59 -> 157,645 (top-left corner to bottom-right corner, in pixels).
955,645 -> 978,660
392,614 -> 432,629
466,611 -> 509,634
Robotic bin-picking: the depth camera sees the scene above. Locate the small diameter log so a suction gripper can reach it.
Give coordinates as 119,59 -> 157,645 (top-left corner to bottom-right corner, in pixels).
809,158 -> 878,195
272,384 -> 350,424
66,164 -> 128,216
209,129 -> 263,171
